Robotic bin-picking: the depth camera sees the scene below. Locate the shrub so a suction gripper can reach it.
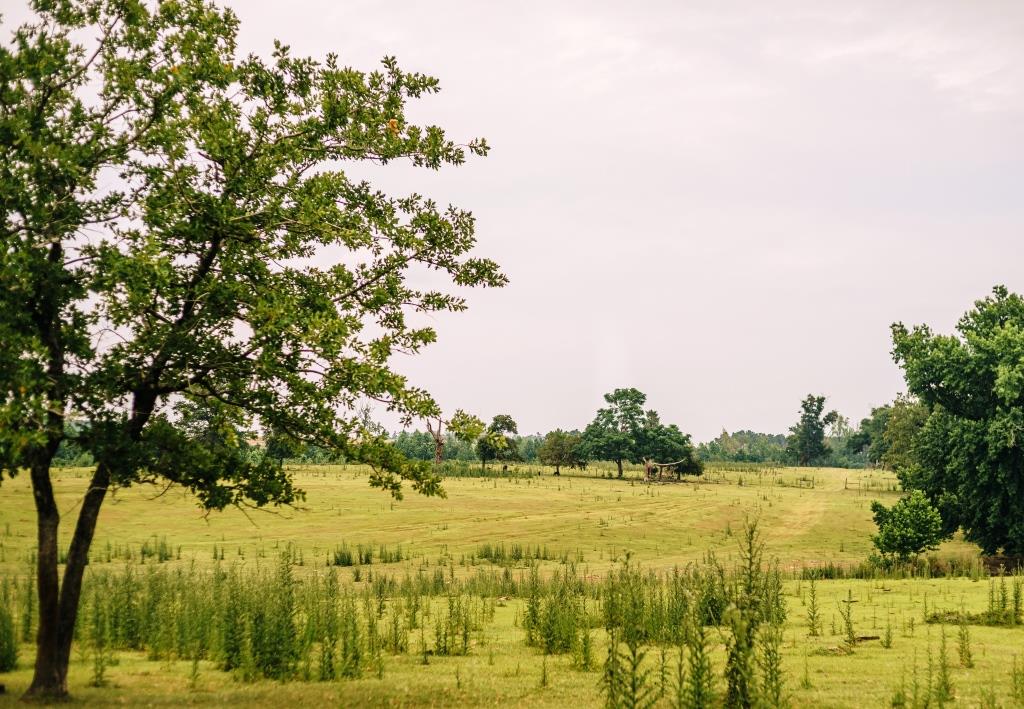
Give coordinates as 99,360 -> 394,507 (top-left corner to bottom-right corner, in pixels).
870,491 -> 946,562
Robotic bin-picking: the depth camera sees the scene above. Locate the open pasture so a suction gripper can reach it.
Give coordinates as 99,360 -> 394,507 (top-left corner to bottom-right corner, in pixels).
0,465 -> 1020,708
0,463 -> 931,577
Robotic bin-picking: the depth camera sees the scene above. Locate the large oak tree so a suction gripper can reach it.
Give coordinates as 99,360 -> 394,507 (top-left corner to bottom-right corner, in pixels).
0,0 -> 504,698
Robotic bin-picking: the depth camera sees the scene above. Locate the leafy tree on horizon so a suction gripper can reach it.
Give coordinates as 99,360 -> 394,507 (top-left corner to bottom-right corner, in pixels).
517,433 -> 544,463
0,0 -> 503,699
880,395 -> 929,473
537,429 -> 583,475
393,430 -> 436,462
476,414 -> 520,472
892,286 -> 1024,555
637,411 -> 702,478
784,395 -> 839,466
580,389 -> 701,477
581,388 -> 647,478
845,404 -> 892,466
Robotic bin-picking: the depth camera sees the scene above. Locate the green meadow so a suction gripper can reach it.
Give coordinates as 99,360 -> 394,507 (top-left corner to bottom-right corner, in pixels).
0,463 -> 924,577
2,464 -> 1021,707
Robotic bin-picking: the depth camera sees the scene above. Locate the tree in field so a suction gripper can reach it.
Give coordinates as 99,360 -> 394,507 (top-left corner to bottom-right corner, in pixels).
845,404 -> 892,466
447,410 -> 486,463
424,419 -> 446,465
476,414 -> 519,472
821,412 -> 865,467
870,491 -> 946,562
173,399 -> 266,476
423,409 -> 484,466
892,286 -> 1024,555
636,411 -> 702,479
880,395 -> 928,473
537,429 -> 583,475
581,388 -> 647,477
264,425 -> 305,464
0,1 -> 503,699
784,395 -> 839,466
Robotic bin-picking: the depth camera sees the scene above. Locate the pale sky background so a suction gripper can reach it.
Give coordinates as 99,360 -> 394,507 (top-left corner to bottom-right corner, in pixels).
10,1 -> 1024,440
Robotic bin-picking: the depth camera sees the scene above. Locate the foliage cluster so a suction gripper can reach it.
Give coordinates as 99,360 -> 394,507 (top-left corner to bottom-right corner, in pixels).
578,388 -> 702,479
699,430 -> 787,464
870,490 -> 947,562
892,286 -> 1024,555
391,388 -> 702,478
701,394 -> 930,471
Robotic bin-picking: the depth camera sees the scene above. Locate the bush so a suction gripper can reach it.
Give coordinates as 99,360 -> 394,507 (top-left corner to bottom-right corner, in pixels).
870,490 -> 946,562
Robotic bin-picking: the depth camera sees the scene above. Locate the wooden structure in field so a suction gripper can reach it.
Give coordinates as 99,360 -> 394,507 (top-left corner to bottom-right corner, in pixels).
642,457 -> 690,482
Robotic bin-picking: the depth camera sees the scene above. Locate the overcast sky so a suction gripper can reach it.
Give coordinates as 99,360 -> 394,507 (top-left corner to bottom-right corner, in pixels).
196,1 -> 1024,440
12,2 -> 1024,440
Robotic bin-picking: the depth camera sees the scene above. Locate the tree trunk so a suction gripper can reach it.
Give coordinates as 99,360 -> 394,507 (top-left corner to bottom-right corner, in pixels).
24,239 -> 71,699
24,463 -> 111,700
55,464 -> 111,673
554,465 -> 560,476
25,462 -> 65,700
427,420 -> 444,467
616,459 -> 623,478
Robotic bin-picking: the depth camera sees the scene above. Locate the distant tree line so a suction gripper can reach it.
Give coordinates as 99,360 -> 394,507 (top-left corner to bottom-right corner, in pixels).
45,385 -> 933,479
696,391 -> 928,472
698,431 -> 787,464
49,287 -> 1024,558
391,387 -> 702,478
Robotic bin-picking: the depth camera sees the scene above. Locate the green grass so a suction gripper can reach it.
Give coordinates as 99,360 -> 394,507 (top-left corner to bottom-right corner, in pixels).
0,463 -> 962,577
0,464 -> 1019,707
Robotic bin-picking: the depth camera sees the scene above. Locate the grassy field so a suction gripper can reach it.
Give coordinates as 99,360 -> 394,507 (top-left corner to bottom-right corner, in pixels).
0,464 -> 1021,707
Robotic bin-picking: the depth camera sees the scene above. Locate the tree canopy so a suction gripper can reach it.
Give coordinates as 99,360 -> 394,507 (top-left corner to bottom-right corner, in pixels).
784,394 -> 839,466
578,388 -> 701,478
845,405 -> 891,465
878,395 -> 928,473
870,490 -> 946,562
0,0 -> 503,697
475,414 -> 520,470
700,430 -> 787,463
892,286 -> 1024,555
580,388 -> 647,478
537,429 -> 583,475
637,411 -> 702,477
